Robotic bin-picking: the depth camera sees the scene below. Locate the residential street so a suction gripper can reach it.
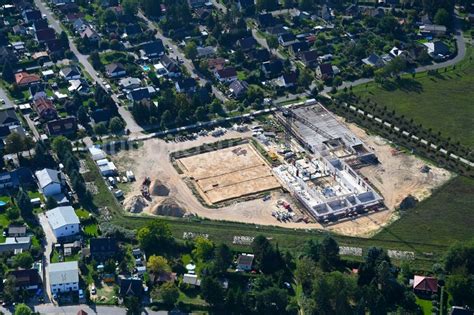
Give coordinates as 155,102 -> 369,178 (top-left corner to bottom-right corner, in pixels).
38,213 -> 57,305
33,0 -> 143,134
137,11 -> 229,103
0,86 -> 15,110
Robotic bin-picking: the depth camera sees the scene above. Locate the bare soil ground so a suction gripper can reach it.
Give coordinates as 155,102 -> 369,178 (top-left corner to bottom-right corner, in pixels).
177,143 -> 280,204
110,123 -> 452,237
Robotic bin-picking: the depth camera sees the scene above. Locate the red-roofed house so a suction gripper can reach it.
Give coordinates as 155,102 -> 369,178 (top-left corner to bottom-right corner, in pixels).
15,72 -> 41,87
413,275 -> 438,296
33,97 -> 57,121
215,67 -> 237,83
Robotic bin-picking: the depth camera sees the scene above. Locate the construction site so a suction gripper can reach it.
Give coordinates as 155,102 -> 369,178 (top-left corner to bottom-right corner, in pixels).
272,104 -> 383,223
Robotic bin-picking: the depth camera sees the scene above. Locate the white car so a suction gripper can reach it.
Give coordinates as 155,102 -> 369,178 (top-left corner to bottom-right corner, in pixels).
0,98 -> 5,104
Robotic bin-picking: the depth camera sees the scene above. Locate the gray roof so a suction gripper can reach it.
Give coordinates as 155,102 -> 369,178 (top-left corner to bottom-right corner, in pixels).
35,168 -> 60,189
46,206 -> 79,230
48,261 -> 79,286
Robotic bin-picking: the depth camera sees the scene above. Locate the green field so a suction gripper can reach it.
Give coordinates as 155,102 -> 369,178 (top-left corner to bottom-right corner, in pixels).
376,176 -> 474,247
353,47 -> 474,148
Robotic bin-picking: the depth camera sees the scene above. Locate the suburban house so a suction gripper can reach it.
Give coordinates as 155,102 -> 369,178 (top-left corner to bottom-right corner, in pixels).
119,77 -> 142,91
33,97 -> 57,121
46,206 -> 80,238
15,72 -> 41,87
0,236 -> 31,253
450,307 -> 474,315
237,37 -> 257,51
123,24 -> 142,38
33,19 -> 49,32
35,168 -> 62,197
0,168 -> 34,192
316,63 -> 334,80
276,72 -> 298,88
105,63 -> 126,78
90,109 -> 112,124
80,27 -> 100,42
183,274 -> 201,286
236,253 -> 254,271
48,261 -> 79,294
278,33 -> 297,47
299,50 -> 318,67
419,24 -> 447,37
362,53 -> 385,67
68,79 -> 90,95
22,9 -> 42,23
160,55 -> 180,77
47,117 -> 77,136
288,41 -> 309,55
215,67 -> 238,83
60,66 -> 81,80
35,28 -> 56,43
0,109 -> 19,127
262,60 -> 283,78
413,275 -> 438,296
175,78 -> 197,93
257,13 -> 275,28
90,238 -> 118,261
8,225 -> 27,237
127,87 -> 151,103
229,80 -> 249,98
197,46 -> 216,58
423,41 -> 450,60
119,278 -> 143,297
9,269 -> 42,291
140,40 -> 165,59
207,57 -> 226,71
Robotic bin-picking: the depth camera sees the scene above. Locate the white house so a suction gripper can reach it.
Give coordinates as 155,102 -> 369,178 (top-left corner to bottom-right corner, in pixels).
46,206 -> 80,238
35,168 -> 62,197
88,147 -> 106,161
48,261 -> 79,294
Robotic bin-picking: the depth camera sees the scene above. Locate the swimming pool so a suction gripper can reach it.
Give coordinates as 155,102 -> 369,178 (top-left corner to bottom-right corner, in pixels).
0,200 -> 7,208
142,65 -> 151,71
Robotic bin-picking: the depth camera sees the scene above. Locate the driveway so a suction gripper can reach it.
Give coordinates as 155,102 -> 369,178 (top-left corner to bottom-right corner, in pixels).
33,0 -> 143,134
0,86 -> 14,110
38,213 -> 57,304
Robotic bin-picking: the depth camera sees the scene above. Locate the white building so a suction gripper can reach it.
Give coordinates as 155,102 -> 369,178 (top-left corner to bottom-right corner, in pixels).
48,261 -> 79,294
88,147 -> 106,161
46,206 -> 80,238
35,168 -> 62,197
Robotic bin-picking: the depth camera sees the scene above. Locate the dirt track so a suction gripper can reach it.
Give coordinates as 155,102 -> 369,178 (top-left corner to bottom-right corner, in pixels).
111,125 -> 451,237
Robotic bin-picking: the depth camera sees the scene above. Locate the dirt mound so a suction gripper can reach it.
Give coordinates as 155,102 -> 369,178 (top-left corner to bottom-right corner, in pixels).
152,198 -> 186,217
124,195 -> 148,213
150,179 -> 170,196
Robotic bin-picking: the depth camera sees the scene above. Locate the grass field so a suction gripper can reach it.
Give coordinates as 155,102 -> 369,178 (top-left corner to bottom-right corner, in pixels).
416,297 -> 433,315
353,47 -> 474,148
376,176 -> 474,246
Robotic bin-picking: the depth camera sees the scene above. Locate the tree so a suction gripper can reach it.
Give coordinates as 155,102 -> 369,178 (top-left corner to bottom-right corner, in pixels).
59,31 -> 69,50
14,252 -> 34,269
124,296 -> 141,315
5,133 -> 25,159
3,275 -> 18,302
90,51 -> 103,70
434,8 -> 451,27
193,236 -> 215,261
201,277 -> 224,308
52,136 -> 72,157
319,235 -> 340,272
16,189 -> 33,220
14,303 -> 32,315
254,286 -> 289,314
122,0 -> 139,16
184,42 -> 198,60
109,117 -> 125,135
256,0 -> 278,12
45,196 -> 58,210
266,36 -> 278,50
2,61 -> 14,83
213,244 -> 233,274
94,122 -> 108,136
295,257 -> 318,293
137,220 -> 174,255
77,106 -> 89,127
157,282 -> 179,306
147,255 -> 171,274
446,274 -> 474,308
444,241 -> 474,274
160,110 -> 173,130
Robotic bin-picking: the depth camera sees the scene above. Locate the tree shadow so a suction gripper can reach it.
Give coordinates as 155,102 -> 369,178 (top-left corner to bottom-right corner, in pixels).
381,78 -> 423,93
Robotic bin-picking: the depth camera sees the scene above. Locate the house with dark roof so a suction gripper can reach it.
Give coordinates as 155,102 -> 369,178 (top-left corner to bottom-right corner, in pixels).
127,87 -> 151,102
278,33 -> 297,47
0,109 -> 19,127
35,28 -> 56,43
316,63 -> 334,80
119,278 -> 143,297
30,83 -> 47,100
80,27 -> 100,42
215,67 -> 238,83
46,39 -> 65,53
424,41 -> 450,60
299,50 -> 318,67
123,24 -> 142,37
60,66 -> 81,80
22,9 -> 42,23
105,63 -> 126,78
413,275 -> 438,296
266,25 -> 287,37
9,269 -> 42,290
197,46 -> 216,58
229,80 -> 249,98
237,0 -> 254,12
33,19 -> 49,32
175,78 -> 197,93
257,13 -> 275,28
262,60 -> 283,78
15,72 -> 41,87
277,72 -> 298,88
140,40 -> 165,59
0,168 -> 34,192
160,55 -> 180,76
207,58 -> 226,71
119,77 -> 142,90
249,49 -> 270,62
362,53 -> 384,67
90,238 -> 118,261
47,117 -> 77,136
450,307 -> 474,315
33,97 -> 57,121
90,109 -> 112,124
8,225 -> 27,237
238,37 -> 257,51
236,253 -> 254,271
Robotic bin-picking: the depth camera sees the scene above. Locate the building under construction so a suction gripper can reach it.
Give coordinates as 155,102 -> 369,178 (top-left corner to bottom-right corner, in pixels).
273,103 -> 383,222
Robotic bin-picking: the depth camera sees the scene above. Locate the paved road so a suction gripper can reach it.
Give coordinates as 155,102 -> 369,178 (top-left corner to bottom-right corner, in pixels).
138,11 -> 229,103
0,86 -> 15,110
0,304 -> 169,315
33,0 -> 143,134
24,114 -> 41,140
38,213 -> 57,304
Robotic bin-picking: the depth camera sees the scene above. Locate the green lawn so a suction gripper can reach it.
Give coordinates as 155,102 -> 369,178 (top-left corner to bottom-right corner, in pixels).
376,176 -> 474,247
84,223 -> 99,237
75,208 -> 92,220
416,297 -> 433,315
353,47 -> 474,148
